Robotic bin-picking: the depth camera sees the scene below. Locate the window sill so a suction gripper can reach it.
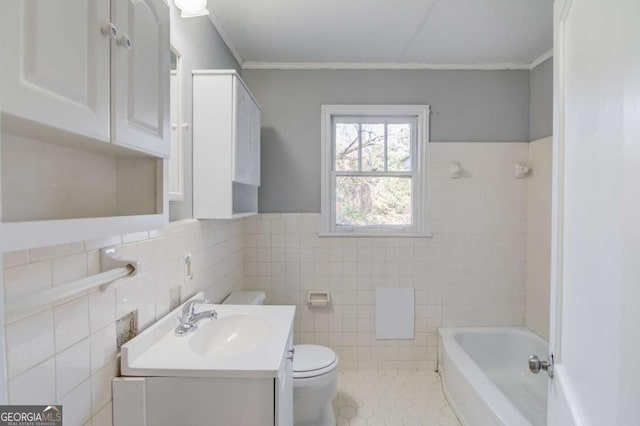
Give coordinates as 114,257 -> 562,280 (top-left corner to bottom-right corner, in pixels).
318,232 -> 432,238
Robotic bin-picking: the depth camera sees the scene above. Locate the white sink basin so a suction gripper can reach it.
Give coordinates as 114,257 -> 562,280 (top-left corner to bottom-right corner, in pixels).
188,313 -> 272,357
120,293 -> 295,379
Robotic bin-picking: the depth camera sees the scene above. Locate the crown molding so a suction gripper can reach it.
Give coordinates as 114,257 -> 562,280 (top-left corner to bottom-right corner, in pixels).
528,49 -> 553,69
242,61 -> 534,71
206,9 -> 244,68
241,53 -> 554,70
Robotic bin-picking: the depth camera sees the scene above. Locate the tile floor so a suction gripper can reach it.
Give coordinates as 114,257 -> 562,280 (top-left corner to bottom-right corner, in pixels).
334,371 -> 461,426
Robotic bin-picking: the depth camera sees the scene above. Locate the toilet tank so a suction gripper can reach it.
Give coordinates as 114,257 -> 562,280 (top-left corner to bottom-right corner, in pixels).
222,291 -> 266,305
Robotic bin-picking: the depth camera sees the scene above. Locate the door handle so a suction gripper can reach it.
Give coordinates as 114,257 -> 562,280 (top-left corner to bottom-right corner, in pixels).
101,22 -> 117,39
117,35 -> 133,50
529,353 -> 554,378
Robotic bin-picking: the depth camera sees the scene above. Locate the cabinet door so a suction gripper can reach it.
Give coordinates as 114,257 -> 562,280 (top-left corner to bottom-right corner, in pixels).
233,79 -> 260,186
112,0 -> 170,158
0,0 -> 110,141
249,98 -> 261,186
168,71 -> 184,200
275,335 -> 294,426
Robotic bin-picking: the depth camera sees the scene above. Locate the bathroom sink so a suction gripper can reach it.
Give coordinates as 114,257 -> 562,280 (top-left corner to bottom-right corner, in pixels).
120,293 -> 295,378
188,313 -> 271,357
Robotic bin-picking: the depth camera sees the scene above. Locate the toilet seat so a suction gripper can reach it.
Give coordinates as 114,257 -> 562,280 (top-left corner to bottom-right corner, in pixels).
292,345 -> 338,379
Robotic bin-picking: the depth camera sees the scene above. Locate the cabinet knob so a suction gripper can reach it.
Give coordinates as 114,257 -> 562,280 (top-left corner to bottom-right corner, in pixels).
117,35 -> 133,50
101,23 -> 117,39
181,122 -> 190,129
287,347 -> 295,360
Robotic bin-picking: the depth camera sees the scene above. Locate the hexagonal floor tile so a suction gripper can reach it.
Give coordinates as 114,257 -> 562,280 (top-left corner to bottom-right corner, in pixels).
340,406 -> 357,419
373,406 -> 391,418
335,370 -> 459,426
367,417 -> 386,426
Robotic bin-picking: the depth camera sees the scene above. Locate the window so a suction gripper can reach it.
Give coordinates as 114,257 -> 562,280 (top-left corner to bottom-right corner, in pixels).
320,105 -> 431,236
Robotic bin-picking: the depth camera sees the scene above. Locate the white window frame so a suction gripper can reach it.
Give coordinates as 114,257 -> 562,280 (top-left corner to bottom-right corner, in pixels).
320,104 -> 431,237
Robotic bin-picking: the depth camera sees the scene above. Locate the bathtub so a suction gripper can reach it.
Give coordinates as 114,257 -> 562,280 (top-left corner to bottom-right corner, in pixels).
438,327 -> 548,426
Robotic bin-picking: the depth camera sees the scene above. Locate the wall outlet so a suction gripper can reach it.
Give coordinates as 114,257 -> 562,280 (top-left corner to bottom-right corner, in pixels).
116,310 -> 138,349
184,253 -> 193,281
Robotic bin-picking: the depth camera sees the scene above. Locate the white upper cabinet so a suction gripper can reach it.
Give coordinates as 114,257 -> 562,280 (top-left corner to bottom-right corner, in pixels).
193,70 -> 261,219
0,0 -> 111,141
234,79 -> 261,186
168,47 -> 185,201
0,0 -> 169,252
111,0 -> 170,157
168,70 -> 184,200
0,0 -> 170,158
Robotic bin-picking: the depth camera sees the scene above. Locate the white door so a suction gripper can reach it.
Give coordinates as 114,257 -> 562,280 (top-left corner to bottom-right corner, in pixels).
547,0 -> 640,424
0,0 -> 110,141
111,0 -> 170,158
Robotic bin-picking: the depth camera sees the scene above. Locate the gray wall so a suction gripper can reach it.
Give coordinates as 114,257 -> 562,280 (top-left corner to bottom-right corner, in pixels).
242,69 -> 531,213
169,5 -> 241,221
529,58 -> 553,140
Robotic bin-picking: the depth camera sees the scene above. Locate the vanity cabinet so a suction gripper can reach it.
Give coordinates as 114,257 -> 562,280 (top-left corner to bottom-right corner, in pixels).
275,331 -> 295,425
113,321 -> 295,426
0,0 -> 170,158
193,70 -> 261,219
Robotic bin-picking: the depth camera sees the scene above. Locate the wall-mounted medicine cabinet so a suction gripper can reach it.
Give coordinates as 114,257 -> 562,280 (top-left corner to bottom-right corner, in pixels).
0,0 -> 171,158
193,70 -> 261,219
169,47 -> 185,202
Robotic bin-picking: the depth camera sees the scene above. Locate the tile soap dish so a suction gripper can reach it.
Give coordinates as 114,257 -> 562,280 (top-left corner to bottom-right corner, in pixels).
307,291 -> 331,306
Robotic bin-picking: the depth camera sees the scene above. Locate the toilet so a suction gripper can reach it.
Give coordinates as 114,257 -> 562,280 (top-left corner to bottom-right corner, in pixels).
223,291 -> 339,426
290,344 -> 338,426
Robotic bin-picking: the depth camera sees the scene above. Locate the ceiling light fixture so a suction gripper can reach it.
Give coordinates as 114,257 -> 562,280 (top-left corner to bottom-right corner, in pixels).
175,0 -> 209,18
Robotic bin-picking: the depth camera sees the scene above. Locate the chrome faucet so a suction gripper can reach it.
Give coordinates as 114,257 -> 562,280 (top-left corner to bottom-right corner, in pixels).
174,299 -> 218,336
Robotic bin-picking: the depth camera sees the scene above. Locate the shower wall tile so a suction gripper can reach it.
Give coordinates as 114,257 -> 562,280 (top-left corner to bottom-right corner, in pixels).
1,140 -> 550,424
525,136 -> 553,339
244,142 -> 530,371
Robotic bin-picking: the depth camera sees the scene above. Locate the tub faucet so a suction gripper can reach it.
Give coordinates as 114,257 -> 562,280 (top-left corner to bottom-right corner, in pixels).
174,299 -> 218,336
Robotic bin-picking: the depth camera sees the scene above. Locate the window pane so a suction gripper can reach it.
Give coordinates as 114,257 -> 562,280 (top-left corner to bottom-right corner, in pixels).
361,124 -> 385,171
387,123 -> 411,171
335,123 -> 360,171
336,176 -> 412,226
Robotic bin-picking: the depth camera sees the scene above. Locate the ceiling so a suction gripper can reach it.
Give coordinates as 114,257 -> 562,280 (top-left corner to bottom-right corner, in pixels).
206,0 -> 553,69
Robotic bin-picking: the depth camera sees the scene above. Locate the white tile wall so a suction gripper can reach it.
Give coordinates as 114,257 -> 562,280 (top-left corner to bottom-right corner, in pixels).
244,142 -> 530,371
525,137 -> 553,339
2,218 -> 244,425
1,141 -> 552,424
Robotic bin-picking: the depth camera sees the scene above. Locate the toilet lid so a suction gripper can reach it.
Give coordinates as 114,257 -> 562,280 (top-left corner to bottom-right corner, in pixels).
292,345 -> 337,373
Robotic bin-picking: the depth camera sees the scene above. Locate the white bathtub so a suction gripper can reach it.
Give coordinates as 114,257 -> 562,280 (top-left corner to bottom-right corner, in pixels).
438,327 -> 548,426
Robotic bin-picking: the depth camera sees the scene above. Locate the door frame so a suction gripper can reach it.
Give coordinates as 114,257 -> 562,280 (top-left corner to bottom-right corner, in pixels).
0,45 -> 8,403
548,0 -> 586,423
550,0 -> 571,363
